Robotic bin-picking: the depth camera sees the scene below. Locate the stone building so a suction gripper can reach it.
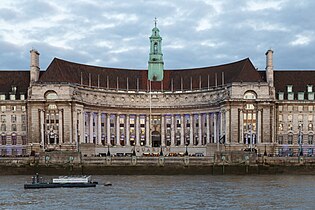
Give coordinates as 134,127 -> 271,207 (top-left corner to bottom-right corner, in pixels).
0,24 -> 314,157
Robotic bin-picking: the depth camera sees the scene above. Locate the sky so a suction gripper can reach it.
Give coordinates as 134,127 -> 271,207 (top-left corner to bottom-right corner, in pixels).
0,0 -> 315,71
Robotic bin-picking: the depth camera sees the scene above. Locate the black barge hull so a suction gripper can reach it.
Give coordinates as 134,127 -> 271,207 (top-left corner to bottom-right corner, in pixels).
24,183 -> 96,189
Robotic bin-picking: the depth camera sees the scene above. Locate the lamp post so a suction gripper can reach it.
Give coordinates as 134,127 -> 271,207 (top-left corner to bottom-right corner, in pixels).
184,143 -> 188,156
298,125 -> 303,156
107,145 -> 111,157
159,146 -> 163,156
132,144 -> 136,156
30,143 -> 33,156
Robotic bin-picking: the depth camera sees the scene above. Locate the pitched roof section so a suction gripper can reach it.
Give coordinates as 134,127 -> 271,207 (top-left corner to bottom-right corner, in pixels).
0,71 -> 30,94
274,71 -> 315,93
39,57 -> 264,91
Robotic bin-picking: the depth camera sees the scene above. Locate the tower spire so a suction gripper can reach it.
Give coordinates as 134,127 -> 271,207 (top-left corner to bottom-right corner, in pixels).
148,18 -> 164,81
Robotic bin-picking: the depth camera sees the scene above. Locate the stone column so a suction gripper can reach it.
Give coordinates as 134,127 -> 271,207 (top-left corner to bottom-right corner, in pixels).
146,115 -> 150,146
59,109 -> 63,144
161,115 -> 165,146
126,114 -> 130,146
225,109 -> 230,144
198,113 -> 202,146
116,114 -> 120,146
171,114 -> 175,146
257,110 -> 261,144
89,112 -> 93,144
98,112 -> 102,145
136,115 -> 140,146
220,111 -> 224,142
180,114 -> 185,146
206,113 -> 210,144
80,111 -> 84,144
106,113 -> 111,145
73,109 -> 77,145
40,109 -> 45,148
240,110 -> 243,144
214,113 -> 217,143
190,114 -> 194,145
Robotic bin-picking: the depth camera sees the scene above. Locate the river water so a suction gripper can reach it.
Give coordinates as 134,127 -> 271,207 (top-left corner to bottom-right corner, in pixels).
0,175 -> 314,210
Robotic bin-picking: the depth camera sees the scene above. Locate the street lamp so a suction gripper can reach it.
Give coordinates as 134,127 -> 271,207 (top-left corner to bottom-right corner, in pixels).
184,143 -> 188,156
298,125 -> 303,156
159,146 -> 163,156
30,143 -> 33,156
107,145 -> 111,157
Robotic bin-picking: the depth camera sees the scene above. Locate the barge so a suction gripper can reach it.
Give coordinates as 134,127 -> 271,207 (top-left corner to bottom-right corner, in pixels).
24,174 -> 97,189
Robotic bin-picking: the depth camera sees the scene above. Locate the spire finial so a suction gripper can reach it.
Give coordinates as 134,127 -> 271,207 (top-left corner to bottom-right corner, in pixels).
154,17 -> 157,27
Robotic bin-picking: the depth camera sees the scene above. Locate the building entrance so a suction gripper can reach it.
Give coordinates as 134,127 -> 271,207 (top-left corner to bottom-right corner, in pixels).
152,131 -> 161,147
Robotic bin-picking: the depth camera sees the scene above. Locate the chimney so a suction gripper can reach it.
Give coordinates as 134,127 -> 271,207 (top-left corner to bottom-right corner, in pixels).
265,49 -> 274,87
30,49 -> 40,83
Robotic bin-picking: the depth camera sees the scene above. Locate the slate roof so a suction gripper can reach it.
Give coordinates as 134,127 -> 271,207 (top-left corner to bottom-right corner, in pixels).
38,57 -> 264,91
274,71 -> 315,93
0,71 -> 30,98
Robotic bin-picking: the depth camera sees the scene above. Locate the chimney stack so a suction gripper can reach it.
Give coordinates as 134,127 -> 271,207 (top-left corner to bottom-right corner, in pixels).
30,49 -> 40,83
265,49 -> 274,87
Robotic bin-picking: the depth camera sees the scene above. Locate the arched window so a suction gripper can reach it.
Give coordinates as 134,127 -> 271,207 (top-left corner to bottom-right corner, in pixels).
244,91 -> 257,100
45,91 -> 58,100
154,42 -> 158,54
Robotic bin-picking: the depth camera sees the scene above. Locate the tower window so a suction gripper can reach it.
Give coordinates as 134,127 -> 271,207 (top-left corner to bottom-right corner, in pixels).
154,43 -> 158,54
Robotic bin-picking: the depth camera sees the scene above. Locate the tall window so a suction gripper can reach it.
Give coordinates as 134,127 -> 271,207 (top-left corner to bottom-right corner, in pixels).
308,135 -> 313,145
12,134 -> 17,145
1,135 -> 6,145
288,134 -> 293,144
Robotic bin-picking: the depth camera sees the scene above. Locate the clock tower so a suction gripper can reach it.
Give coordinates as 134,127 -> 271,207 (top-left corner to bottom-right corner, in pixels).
148,18 -> 164,81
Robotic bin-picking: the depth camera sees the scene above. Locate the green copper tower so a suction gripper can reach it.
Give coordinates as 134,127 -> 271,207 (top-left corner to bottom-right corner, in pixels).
148,18 -> 164,81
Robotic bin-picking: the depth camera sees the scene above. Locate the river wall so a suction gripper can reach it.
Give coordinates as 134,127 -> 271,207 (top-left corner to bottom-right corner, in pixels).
1,151 -> 315,175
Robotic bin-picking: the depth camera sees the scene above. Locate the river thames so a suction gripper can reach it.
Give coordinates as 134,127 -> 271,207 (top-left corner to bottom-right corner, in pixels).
0,175 -> 314,209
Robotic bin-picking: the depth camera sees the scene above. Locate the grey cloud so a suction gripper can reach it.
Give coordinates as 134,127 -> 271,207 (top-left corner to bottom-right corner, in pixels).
0,0 -> 315,71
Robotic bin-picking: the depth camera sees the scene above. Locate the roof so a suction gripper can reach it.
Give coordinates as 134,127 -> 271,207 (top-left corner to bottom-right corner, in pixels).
274,71 -> 315,93
38,57 -> 264,91
0,71 -> 30,95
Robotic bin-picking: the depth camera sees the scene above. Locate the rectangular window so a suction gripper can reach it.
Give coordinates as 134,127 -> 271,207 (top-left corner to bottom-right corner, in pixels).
288,135 -> 293,144
279,123 -> 283,131
308,93 -> 314,100
1,115 -> 6,123
278,106 -> 283,112
298,92 -> 304,100
308,135 -> 313,144
308,123 -> 313,131
288,106 -> 293,112
0,124 -> 6,131
278,114 -> 283,122
21,106 -> 26,112
278,92 -> 284,100
22,124 -> 27,131
10,95 -> 16,100
1,136 -> 6,145
298,106 -> 303,112
287,85 -> 293,93
308,106 -> 313,112
0,106 -> 5,112
20,94 -> 25,100
308,85 -> 313,93
12,124 -> 17,131
288,93 -> 294,100
0,95 -> 5,100
12,135 -> 17,145
11,106 -> 16,111
278,136 -> 283,144
22,136 -> 27,145
308,115 -> 313,121
11,115 -> 16,123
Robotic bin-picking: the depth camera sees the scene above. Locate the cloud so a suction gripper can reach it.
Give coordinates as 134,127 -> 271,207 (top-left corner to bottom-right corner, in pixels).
0,0 -> 315,71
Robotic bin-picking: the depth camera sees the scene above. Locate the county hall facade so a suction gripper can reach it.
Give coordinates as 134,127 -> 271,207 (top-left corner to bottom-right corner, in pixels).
0,25 -> 314,157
